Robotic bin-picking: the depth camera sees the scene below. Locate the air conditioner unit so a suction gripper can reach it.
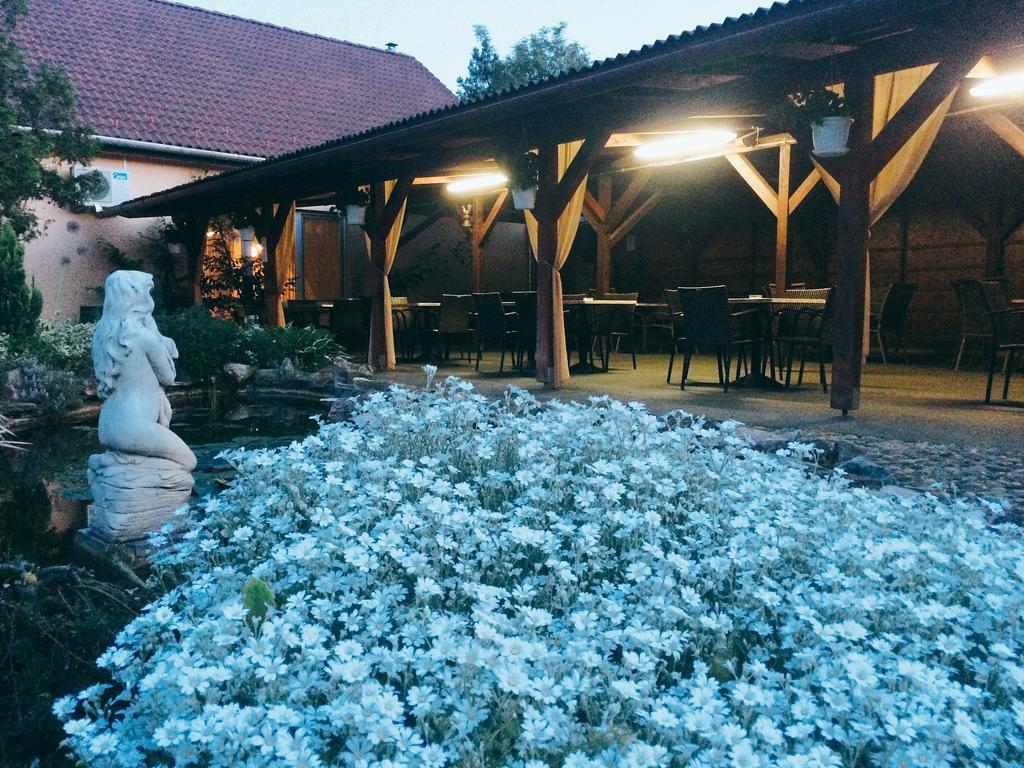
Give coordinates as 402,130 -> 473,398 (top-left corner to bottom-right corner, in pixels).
73,166 -> 132,210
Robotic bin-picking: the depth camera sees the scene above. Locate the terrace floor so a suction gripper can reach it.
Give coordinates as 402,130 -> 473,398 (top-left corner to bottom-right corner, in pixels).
383,351 -> 1023,516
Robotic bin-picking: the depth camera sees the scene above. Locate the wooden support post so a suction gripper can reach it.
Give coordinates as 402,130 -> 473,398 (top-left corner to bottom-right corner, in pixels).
726,143 -> 816,293
263,201 -> 295,327
173,215 -> 208,306
595,176 -> 613,292
958,195 -> 1024,279
898,206 -> 910,283
471,196 -> 484,292
584,170 -> 663,292
535,144 -> 559,385
366,178 -> 413,370
532,134 -> 609,387
468,190 -> 508,292
775,143 -> 791,292
830,75 -> 873,415
367,182 -> 389,370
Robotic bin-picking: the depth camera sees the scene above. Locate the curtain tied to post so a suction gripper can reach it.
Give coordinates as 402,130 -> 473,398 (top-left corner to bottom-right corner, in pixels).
524,140 -> 589,388
365,179 -> 408,371
813,64 -> 959,357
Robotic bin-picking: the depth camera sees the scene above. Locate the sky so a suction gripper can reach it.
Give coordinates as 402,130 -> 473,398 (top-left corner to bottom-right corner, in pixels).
187,1 -> 768,92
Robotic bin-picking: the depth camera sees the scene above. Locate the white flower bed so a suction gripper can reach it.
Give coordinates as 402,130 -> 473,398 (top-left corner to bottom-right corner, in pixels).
57,377 -> 1024,767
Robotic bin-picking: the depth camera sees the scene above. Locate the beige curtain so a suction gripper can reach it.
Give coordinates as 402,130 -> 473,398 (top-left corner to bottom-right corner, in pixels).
524,140 -> 588,387
365,179 -> 408,370
265,203 -> 295,327
814,64 -> 958,356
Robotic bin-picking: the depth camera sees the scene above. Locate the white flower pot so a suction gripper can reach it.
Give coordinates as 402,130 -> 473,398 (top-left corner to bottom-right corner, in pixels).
345,205 -> 366,226
811,116 -> 853,157
511,186 -> 537,211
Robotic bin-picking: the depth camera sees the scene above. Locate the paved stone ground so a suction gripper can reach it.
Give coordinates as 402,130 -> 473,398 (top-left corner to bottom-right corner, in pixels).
796,429 -> 1023,522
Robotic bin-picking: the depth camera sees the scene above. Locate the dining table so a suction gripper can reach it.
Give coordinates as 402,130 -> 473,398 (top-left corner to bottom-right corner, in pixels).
562,297 -> 641,373
727,295 -> 827,389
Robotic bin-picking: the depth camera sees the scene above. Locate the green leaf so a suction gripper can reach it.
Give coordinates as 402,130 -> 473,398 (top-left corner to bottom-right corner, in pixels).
242,577 -> 275,626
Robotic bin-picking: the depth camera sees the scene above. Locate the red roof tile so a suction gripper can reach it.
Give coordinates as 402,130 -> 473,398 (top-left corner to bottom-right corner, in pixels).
13,0 -> 458,158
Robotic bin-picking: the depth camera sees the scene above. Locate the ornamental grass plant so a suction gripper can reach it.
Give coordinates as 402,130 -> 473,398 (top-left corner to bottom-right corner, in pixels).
56,375 -> 1024,767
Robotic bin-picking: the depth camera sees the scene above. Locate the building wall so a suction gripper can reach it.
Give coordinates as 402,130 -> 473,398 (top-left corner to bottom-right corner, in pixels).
345,214 -> 532,300
621,195 -> 1021,351
25,151 -> 229,320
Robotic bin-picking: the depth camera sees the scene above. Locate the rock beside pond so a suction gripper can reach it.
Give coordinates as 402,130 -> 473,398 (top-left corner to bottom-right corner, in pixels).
3,363 -> 47,401
86,451 -> 194,544
223,362 -> 256,384
734,426 -> 801,453
838,455 -> 892,483
332,357 -> 373,385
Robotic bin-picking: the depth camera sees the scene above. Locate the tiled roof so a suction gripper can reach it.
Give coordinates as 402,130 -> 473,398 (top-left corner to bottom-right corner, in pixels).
12,0 -> 458,158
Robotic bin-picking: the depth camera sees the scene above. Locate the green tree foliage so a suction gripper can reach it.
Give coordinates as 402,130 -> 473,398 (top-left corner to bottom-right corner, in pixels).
456,22 -> 591,101
0,0 -> 100,238
0,220 -> 41,337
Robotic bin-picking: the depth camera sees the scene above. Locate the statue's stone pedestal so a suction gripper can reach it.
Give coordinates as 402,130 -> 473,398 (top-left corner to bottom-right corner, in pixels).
85,451 -> 194,546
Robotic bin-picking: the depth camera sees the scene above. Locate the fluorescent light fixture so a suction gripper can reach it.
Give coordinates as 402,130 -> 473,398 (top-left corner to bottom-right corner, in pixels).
446,173 -> 508,194
969,71 -> 1024,98
634,130 -> 738,159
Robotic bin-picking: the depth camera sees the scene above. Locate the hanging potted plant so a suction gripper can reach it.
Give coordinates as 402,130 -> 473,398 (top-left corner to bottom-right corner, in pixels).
785,88 -> 852,157
160,220 -> 187,255
507,152 -> 539,210
334,187 -> 370,226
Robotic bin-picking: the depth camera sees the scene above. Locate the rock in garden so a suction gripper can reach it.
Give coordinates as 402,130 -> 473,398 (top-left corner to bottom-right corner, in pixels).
734,426 -> 801,453
86,451 -> 194,543
353,376 -> 390,392
3,363 -> 46,401
222,362 -> 256,385
332,357 -> 373,386
838,455 -> 892,482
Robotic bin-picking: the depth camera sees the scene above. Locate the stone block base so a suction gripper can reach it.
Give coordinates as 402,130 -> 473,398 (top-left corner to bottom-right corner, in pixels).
86,451 -> 194,544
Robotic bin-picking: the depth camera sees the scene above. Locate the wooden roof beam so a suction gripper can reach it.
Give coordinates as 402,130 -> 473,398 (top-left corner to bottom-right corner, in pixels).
725,153 -> 778,213
973,110 -> 1024,158
609,191 -> 663,247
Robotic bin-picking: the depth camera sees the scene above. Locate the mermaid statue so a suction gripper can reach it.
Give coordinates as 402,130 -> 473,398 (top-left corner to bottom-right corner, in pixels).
86,271 -> 195,544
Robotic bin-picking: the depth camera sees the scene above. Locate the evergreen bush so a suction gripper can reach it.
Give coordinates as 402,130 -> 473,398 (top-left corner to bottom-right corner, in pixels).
0,221 -> 42,339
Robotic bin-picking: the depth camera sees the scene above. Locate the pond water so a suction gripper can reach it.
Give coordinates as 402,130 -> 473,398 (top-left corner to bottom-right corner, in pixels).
0,398 -> 324,565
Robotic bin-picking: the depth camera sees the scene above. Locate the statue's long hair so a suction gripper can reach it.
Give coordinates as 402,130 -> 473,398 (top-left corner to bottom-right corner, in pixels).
92,271 -> 155,399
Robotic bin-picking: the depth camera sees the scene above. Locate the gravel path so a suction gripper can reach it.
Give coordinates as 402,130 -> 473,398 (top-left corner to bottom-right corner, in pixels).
798,428 -> 1023,522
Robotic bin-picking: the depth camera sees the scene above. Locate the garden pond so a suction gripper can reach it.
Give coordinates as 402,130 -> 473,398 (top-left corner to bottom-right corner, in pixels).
0,397 -> 325,566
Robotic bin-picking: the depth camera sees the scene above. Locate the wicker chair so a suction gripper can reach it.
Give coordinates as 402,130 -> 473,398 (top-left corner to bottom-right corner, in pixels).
591,292 -> 639,370
772,289 -> 834,392
979,280 -> 1024,402
428,294 -> 471,361
951,279 -> 993,370
869,282 -> 916,364
471,292 -> 518,372
329,298 -> 370,357
659,289 -> 687,384
677,286 -> 758,392
283,300 -> 324,329
511,291 -> 537,370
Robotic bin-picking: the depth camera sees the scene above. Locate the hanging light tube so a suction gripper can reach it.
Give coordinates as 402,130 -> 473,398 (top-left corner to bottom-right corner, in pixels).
446,173 -> 509,194
969,71 -> 1024,98
634,130 -> 738,159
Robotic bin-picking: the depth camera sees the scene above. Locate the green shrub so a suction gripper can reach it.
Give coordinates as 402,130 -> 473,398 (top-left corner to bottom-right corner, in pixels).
23,321 -> 94,374
234,323 -> 344,372
0,222 -> 42,339
0,357 -> 83,417
155,306 -> 240,384
0,562 -> 146,767
156,308 -> 344,384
